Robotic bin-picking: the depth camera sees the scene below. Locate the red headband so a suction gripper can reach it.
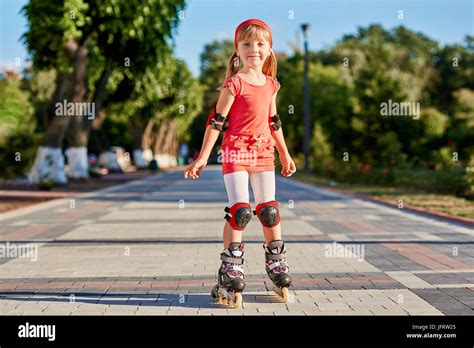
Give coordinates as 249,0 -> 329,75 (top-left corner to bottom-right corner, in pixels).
234,19 -> 272,48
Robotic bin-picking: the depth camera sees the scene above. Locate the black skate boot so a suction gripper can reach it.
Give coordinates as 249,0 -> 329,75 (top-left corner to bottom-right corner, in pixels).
264,240 -> 292,302
211,242 -> 245,308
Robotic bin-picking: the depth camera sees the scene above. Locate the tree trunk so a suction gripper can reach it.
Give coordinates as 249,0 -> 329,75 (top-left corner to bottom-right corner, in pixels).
171,129 -> 179,157
64,40 -> 91,179
153,120 -> 168,155
162,120 -> 175,154
29,36 -> 92,185
44,72 -> 70,129
66,50 -> 114,177
89,109 -> 110,154
89,108 -> 119,171
132,118 -> 154,169
169,121 -> 179,166
142,118 -> 155,150
153,120 -> 178,168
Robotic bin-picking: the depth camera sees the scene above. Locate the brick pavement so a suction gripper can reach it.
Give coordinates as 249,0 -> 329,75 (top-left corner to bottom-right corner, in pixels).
0,165 -> 473,315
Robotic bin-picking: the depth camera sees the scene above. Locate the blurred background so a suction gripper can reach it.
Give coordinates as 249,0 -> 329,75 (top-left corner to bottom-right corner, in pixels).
0,0 -> 472,217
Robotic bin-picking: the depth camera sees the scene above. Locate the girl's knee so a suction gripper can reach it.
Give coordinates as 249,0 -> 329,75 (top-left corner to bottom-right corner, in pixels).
254,200 -> 280,227
225,202 -> 252,230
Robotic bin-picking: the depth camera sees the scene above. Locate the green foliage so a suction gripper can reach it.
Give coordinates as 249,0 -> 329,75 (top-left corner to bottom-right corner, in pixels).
22,0 -> 186,75
264,24 -> 473,197
19,0 -> 189,171
20,68 -> 57,133
107,56 -> 204,144
199,40 -> 234,90
187,40 -> 235,153
278,60 -> 354,156
315,163 -> 470,197
446,89 -> 474,161
393,167 -> 471,196
311,122 -> 333,173
276,25 -> 473,173
0,78 -> 38,178
101,115 -> 134,151
0,78 -> 35,141
0,132 -> 39,179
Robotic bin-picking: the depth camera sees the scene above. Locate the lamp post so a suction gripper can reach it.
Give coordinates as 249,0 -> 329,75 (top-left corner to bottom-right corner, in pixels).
301,23 -> 311,172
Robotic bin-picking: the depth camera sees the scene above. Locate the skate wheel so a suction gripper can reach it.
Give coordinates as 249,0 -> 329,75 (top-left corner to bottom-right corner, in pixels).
273,286 -> 290,303
210,285 -> 218,299
280,287 -> 290,303
231,292 -> 242,308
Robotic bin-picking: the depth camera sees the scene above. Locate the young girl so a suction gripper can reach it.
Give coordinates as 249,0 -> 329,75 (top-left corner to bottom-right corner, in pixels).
184,18 -> 296,306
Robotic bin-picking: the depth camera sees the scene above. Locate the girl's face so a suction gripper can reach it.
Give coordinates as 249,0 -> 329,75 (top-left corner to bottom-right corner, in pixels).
236,37 -> 271,69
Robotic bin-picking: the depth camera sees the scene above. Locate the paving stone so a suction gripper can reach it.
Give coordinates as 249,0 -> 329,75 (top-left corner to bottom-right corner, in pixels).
0,166 -> 472,315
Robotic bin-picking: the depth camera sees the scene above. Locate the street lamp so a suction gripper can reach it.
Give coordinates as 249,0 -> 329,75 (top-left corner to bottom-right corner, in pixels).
301,23 -> 311,172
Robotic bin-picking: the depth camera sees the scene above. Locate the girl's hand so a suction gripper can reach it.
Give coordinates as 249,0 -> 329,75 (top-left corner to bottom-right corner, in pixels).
184,157 -> 207,179
280,153 -> 296,177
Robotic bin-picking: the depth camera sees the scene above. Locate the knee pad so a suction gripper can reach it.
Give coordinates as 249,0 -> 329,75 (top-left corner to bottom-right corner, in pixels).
224,203 -> 252,231
254,201 -> 280,227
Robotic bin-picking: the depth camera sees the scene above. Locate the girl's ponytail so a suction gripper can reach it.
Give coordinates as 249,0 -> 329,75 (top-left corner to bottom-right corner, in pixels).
262,49 -> 277,77
220,52 -> 240,89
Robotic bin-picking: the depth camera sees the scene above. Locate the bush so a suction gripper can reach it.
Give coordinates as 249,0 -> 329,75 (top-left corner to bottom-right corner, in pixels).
393,167 -> 472,197
333,162 -> 396,186
0,132 -> 39,179
0,77 -> 37,179
311,158 -> 472,198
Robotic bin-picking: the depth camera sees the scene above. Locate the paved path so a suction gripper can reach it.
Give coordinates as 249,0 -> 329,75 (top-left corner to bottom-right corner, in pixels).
0,165 -> 473,315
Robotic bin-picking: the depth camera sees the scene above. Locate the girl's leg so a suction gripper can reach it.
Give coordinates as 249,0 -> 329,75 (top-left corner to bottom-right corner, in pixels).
250,171 -> 291,291
214,171 -> 250,300
222,221 -> 241,249
249,171 -> 281,244
223,171 -> 250,248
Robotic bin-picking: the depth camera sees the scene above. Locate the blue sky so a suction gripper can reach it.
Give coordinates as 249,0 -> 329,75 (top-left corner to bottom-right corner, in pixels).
1,0 -> 472,77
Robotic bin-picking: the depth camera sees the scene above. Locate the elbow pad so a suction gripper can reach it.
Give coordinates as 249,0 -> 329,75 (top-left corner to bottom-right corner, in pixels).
210,112 -> 229,132
206,107 -> 228,132
270,114 -> 282,131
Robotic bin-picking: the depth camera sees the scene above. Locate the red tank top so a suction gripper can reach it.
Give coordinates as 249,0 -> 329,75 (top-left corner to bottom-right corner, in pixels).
220,74 -> 281,174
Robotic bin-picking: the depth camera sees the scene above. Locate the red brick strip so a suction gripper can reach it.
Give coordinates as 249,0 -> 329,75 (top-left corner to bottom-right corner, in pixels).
383,243 -> 474,271
0,224 -> 54,241
0,190 -> 82,198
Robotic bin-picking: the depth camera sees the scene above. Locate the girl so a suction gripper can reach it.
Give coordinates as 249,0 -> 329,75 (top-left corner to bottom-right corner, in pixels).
184,19 -> 296,306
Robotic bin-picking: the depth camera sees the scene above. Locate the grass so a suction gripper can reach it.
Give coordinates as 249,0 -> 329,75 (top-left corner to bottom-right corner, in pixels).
291,172 -> 474,220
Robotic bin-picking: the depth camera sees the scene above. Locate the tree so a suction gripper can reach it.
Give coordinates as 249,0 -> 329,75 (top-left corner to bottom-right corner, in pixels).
188,40 -> 235,156
277,59 -> 354,164
23,0 -> 185,183
106,56 -> 204,168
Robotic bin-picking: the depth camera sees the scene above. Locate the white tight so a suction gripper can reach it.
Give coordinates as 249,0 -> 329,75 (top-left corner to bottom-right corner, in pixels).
223,171 -> 275,206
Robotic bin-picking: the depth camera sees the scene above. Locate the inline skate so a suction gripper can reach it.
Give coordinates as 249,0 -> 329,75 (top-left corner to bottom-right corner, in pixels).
211,242 -> 245,308
264,240 -> 292,302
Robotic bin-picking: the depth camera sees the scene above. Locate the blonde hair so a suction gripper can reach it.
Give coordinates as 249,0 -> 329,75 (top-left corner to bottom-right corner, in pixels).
220,24 -> 277,89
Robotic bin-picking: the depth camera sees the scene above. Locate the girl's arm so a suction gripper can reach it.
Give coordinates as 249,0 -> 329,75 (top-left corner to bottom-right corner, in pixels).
272,128 -> 290,157
270,93 -> 296,177
270,93 -> 289,156
184,88 -> 234,179
198,88 -> 235,160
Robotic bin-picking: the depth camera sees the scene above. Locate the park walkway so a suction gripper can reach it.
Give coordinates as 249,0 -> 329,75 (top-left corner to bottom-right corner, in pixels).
0,165 -> 473,315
